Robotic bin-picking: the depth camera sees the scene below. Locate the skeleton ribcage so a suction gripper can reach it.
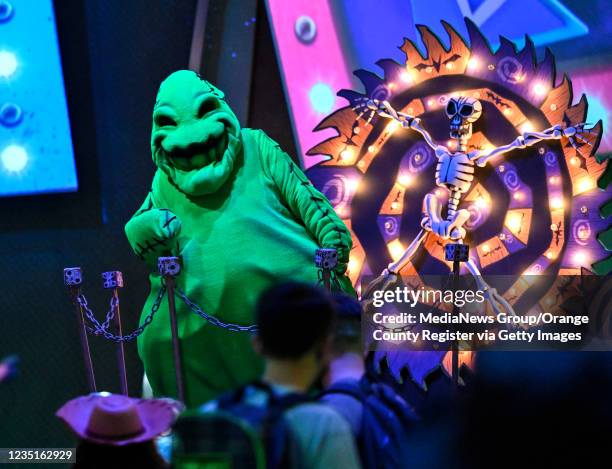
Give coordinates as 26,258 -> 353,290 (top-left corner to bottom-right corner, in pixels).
435,152 -> 475,194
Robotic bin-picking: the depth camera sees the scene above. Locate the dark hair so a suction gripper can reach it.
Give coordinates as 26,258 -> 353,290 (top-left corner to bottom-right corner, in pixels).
331,292 -> 363,354
73,440 -> 168,468
332,292 -> 362,319
255,282 -> 336,359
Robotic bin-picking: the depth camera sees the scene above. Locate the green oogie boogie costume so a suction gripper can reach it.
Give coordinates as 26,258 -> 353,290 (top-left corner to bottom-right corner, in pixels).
125,70 -> 354,406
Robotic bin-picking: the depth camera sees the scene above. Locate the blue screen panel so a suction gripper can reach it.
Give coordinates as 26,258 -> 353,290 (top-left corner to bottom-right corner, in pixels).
0,0 -> 77,197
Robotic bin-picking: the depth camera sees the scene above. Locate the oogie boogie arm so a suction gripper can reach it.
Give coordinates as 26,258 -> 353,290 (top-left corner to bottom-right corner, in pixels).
255,130 -> 353,276
124,183 -> 182,266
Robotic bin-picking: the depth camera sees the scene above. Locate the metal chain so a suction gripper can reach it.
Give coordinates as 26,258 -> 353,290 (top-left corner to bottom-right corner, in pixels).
175,286 -> 258,333
77,294 -> 113,333
78,284 -> 167,342
100,296 -> 118,332
76,276 -> 259,339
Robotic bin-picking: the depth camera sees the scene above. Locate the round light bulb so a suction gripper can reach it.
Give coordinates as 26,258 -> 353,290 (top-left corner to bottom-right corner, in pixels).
0,50 -> 18,77
1,144 -> 28,172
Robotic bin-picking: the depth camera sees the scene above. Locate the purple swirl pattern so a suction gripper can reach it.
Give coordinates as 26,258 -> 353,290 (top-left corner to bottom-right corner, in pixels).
572,220 -> 592,246
321,175 -> 347,206
544,151 -> 557,167
497,56 -> 524,84
405,143 -> 433,173
503,169 -> 521,191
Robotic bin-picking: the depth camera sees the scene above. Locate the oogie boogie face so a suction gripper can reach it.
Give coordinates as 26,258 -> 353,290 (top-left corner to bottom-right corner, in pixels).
151,70 -> 242,196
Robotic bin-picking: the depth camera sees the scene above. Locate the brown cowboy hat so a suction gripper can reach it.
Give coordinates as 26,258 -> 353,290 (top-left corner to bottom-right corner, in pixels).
56,392 -> 183,446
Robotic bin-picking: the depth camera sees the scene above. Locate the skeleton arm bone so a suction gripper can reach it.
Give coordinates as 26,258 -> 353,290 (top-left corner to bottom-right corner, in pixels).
364,99 -> 444,153
472,123 -> 586,167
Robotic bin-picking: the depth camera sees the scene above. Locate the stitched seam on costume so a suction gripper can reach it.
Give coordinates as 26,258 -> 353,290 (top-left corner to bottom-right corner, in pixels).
135,237 -> 167,259
262,130 -> 350,266
287,159 -> 349,264
134,191 -> 155,216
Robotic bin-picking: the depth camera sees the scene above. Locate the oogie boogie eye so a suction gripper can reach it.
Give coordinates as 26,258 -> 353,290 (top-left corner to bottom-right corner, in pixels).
197,97 -> 219,118
155,114 -> 177,127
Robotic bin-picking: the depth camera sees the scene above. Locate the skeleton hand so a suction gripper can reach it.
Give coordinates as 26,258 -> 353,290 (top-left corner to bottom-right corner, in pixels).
561,123 -> 597,158
526,122 -> 596,154
351,96 -> 388,113
530,122 -> 597,169
464,261 -> 518,320
352,97 -> 419,127
482,287 -> 518,321
422,218 -> 468,240
352,97 -> 391,124
125,208 -> 182,265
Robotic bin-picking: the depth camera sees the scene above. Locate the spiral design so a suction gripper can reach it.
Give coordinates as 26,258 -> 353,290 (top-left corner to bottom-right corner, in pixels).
371,84 -> 391,102
572,220 -> 592,246
544,151 -> 557,167
321,175 -> 347,206
465,203 -> 485,229
383,217 -> 399,237
503,170 -> 520,191
406,144 -> 434,173
497,57 -> 524,84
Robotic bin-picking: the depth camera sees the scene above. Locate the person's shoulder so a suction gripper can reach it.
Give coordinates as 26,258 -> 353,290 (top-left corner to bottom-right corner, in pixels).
284,401 -> 362,469
285,401 -> 352,432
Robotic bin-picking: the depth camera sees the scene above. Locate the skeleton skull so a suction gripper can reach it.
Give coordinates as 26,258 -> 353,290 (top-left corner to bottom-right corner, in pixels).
445,97 -> 482,140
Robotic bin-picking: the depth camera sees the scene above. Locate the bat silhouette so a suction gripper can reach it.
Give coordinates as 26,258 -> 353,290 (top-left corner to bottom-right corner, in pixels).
414,54 -> 462,72
486,91 -> 510,108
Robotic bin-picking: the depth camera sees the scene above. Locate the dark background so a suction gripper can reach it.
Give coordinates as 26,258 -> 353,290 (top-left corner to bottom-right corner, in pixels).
0,0 -> 296,449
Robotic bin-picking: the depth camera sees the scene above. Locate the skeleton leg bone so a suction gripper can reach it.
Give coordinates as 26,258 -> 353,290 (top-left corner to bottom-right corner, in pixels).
361,230 -> 428,302
388,229 -> 428,274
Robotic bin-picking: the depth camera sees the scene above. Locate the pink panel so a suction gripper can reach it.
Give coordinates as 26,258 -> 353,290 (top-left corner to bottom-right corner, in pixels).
571,67 -> 612,153
265,0 -> 353,168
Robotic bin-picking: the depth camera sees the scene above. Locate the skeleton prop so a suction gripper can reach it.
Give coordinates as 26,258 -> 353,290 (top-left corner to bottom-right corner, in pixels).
358,96 -> 598,317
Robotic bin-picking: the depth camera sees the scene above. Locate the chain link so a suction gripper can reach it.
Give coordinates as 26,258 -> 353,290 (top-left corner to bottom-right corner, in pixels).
77,283 -> 167,342
77,294 -> 113,333
175,286 -> 258,333
100,296 -> 118,332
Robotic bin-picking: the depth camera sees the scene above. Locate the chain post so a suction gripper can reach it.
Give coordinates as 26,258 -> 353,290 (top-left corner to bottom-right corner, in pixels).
315,248 -> 338,292
64,267 -> 97,393
445,243 -> 470,388
158,256 -> 185,403
101,270 -> 128,395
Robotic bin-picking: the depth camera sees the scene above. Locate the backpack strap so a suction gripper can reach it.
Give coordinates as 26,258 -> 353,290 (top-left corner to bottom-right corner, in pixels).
217,383 -> 250,408
220,380 -> 313,469
320,377 -> 418,434
259,383 -> 314,469
319,377 -> 369,402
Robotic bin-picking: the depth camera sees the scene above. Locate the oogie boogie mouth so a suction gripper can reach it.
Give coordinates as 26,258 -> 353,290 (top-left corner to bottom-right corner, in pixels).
163,127 -> 229,171
153,102 -> 237,172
